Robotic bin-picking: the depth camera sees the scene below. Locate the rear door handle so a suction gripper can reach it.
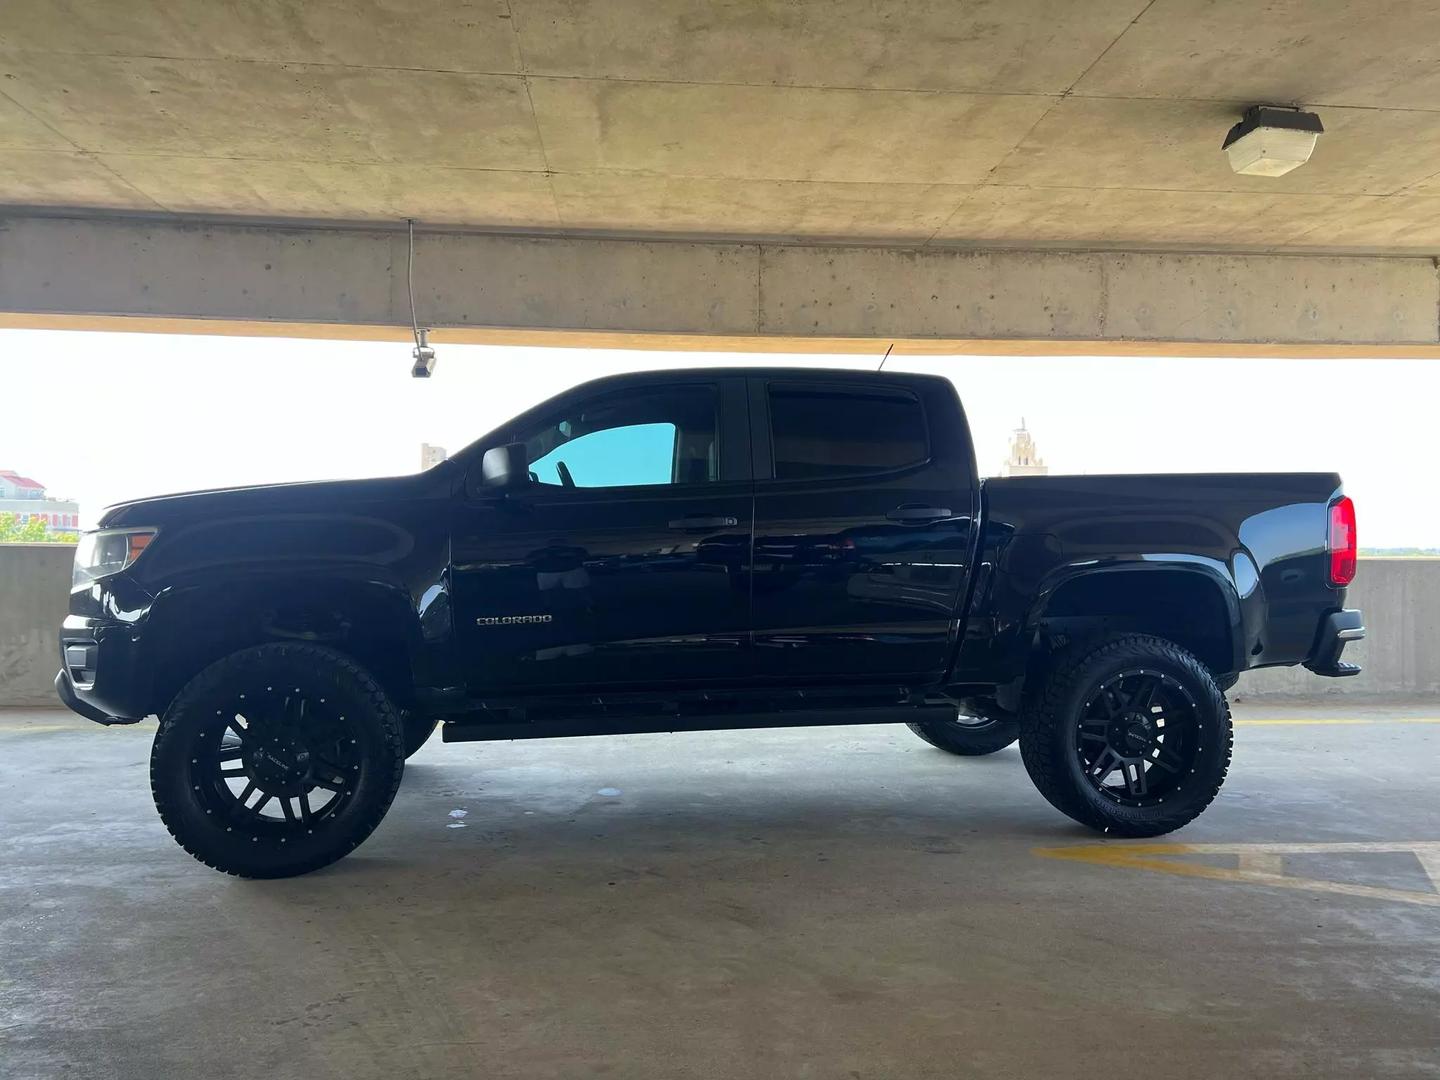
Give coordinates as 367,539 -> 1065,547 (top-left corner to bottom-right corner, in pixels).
668,515 -> 738,530
886,505 -> 951,523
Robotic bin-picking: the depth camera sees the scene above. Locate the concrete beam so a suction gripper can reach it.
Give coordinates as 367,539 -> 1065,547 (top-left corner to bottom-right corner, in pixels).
2,213 -> 1439,355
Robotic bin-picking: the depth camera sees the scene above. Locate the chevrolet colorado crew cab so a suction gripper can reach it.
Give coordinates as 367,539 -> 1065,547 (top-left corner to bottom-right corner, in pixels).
56,368 -> 1365,878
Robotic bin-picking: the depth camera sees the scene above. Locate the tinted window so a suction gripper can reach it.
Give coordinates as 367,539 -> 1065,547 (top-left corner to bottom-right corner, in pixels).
768,386 -> 926,480
522,385 -> 719,489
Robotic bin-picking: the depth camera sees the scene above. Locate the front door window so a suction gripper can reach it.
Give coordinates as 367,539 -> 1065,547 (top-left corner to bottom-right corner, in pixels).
522,386 -> 718,490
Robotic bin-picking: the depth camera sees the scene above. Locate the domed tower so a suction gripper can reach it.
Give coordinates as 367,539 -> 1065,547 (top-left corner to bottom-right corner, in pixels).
1001,419 -> 1048,477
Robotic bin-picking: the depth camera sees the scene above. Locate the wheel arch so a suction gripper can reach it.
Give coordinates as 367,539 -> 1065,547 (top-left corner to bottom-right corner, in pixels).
1028,561 -> 1245,678
140,573 -> 426,717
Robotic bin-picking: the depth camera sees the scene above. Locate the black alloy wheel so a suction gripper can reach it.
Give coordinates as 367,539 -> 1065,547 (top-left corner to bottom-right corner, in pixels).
1075,669 -> 1200,806
151,643 -> 404,877
200,694 -> 360,829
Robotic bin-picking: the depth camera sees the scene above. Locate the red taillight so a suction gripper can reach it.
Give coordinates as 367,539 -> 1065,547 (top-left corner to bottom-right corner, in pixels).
1328,496 -> 1357,587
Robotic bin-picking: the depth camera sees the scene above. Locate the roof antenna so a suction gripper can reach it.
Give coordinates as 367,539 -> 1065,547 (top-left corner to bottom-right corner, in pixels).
408,219 -> 436,378
877,343 -> 894,371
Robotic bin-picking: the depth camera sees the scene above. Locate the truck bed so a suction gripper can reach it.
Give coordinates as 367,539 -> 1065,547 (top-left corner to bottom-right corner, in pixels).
953,472 -> 1346,684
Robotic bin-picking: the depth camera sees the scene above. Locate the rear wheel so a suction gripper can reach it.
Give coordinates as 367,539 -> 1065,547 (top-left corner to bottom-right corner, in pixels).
1019,635 -> 1232,837
907,711 -> 1019,756
150,643 -> 405,878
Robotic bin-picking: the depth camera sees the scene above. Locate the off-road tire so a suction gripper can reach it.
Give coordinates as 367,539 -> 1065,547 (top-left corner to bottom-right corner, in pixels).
401,711 -> 440,758
1018,634 -> 1232,837
907,715 -> 1019,756
151,643 -> 405,878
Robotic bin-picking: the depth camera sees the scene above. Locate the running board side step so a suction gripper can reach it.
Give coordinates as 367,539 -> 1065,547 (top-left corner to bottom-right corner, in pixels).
441,704 -> 956,743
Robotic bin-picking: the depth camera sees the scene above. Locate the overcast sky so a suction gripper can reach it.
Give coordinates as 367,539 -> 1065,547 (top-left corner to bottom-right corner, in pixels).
0,328 -> 1432,547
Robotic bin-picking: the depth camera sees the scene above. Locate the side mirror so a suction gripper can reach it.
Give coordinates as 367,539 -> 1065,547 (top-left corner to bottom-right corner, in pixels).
478,442 -> 528,493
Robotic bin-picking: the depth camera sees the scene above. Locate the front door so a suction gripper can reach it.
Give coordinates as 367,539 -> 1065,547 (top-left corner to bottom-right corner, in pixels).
451,376 -> 753,694
748,374 -> 978,684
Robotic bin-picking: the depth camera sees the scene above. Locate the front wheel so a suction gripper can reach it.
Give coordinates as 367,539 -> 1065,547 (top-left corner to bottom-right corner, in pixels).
1018,634 -> 1232,837
907,712 -> 1019,756
150,643 -> 405,878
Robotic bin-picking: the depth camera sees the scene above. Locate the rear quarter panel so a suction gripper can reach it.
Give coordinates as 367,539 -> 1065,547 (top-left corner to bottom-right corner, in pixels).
951,472 -> 1345,684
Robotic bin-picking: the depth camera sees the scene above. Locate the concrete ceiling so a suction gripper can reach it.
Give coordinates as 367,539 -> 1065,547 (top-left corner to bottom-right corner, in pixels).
4,1 -> 1440,253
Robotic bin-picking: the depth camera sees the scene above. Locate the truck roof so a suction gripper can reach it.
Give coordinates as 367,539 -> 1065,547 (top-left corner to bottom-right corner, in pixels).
558,365 -> 951,393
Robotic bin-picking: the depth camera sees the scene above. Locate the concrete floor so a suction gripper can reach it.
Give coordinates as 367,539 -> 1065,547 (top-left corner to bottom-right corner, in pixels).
2,703 -> 1438,1080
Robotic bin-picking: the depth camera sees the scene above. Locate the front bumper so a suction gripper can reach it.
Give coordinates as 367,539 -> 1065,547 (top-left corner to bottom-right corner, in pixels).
1304,608 -> 1365,678
54,616 -> 150,724
54,668 -> 127,724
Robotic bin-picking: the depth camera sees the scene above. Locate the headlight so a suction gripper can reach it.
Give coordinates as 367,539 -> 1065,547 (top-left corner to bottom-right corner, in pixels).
73,528 -> 158,588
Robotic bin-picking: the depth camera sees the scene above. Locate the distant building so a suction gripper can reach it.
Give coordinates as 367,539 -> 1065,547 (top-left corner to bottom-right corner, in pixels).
0,471 -> 80,530
420,443 -> 448,470
1000,420 -> 1048,477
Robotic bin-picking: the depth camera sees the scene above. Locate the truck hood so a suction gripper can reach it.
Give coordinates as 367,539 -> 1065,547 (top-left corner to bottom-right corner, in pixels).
98,467 -> 454,529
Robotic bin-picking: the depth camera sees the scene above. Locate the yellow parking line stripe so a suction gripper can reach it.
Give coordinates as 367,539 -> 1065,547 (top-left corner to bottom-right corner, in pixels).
1237,850 -> 1285,875
1035,842 -> 1440,908
1418,852 -> 1440,892
1062,841 -> 1440,855
1235,717 -> 1440,726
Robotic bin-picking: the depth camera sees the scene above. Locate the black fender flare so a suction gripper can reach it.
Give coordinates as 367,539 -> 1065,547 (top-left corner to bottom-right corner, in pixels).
1023,556 -> 1246,675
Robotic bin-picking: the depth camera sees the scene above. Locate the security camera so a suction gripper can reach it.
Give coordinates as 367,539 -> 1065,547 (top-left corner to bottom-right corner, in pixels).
411,328 -> 436,378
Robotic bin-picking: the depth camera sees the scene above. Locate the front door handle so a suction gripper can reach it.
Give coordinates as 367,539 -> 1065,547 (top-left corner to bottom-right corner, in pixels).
886,505 -> 952,523
668,515 -> 738,530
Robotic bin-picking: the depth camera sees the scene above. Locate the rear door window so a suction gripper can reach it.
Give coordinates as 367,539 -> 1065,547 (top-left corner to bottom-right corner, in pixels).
767,385 -> 927,480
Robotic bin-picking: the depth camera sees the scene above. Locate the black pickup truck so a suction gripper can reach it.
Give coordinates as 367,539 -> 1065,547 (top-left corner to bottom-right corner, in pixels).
56,368 -> 1364,877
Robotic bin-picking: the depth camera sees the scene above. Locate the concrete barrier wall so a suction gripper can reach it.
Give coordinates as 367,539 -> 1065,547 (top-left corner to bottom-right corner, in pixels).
0,543 -> 75,707
1234,559 -> 1440,701
0,545 -> 1435,707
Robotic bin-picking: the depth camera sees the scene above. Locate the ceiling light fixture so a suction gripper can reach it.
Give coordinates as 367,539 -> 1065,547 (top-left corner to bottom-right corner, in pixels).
1223,105 -> 1324,177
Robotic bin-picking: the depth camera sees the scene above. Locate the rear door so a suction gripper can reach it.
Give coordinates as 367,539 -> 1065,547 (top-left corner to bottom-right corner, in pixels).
450,375 -> 753,694
747,374 -> 977,683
